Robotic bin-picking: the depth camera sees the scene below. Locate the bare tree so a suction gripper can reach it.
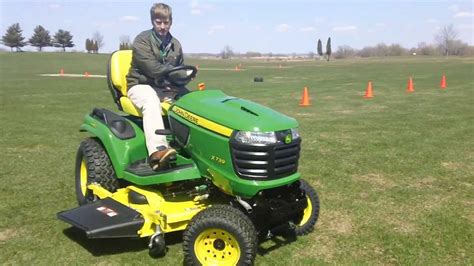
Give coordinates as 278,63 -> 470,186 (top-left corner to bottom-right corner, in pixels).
92,31 -> 104,53
334,45 -> 355,59
435,24 -> 458,57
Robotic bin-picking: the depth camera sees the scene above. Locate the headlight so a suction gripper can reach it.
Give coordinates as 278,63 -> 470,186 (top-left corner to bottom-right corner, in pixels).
291,128 -> 300,139
234,131 -> 277,144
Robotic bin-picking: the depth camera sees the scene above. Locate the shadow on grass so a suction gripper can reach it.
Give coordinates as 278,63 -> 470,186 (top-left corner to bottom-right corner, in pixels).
257,228 -> 297,256
62,227 -> 184,257
63,225 -> 296,259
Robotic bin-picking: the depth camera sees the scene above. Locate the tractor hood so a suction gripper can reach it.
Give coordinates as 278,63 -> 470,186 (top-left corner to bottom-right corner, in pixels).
172,90 -> 298,132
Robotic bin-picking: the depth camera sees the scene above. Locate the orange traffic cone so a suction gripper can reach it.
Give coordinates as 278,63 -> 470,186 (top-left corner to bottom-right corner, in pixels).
440,74 -> 447,89
84,71 -> 90,77
198,82 -> 205,91
299,86 -> 311,106
60,68 -> 64,76
196,65 -> 199,70
407,77 -> 414,92
364,81 -> 374,98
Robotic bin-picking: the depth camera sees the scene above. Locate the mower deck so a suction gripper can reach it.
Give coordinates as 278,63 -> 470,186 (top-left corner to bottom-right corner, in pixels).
57,198 -> 144,238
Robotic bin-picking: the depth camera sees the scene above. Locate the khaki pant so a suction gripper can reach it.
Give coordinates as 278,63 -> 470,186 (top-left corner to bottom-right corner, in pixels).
127,84 -> 167,155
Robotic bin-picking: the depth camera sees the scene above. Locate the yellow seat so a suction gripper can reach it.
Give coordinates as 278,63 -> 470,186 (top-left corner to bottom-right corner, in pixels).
107,50 -> 171,116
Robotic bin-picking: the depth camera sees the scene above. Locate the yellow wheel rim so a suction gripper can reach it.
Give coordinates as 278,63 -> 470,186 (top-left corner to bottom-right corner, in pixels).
80,159 -> 88,196
299,195 -> 313,226
194,228 -> 241,265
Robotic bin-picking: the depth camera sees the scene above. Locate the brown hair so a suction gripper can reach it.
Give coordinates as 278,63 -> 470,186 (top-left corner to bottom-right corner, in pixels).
150,3 -> 172,22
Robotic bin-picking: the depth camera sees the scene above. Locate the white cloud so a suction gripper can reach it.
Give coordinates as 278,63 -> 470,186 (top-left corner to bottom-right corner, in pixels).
276,24 -> 292,32
190,0 -> 215,16
49,4 -> 60,9
375,23 -> 386,27
426,18 -> 437,23
300,26 -> 315,32
333,25 -> 357,32
208,25 -> 225,35
119,16 -> 139,22
454,12 -> 474,18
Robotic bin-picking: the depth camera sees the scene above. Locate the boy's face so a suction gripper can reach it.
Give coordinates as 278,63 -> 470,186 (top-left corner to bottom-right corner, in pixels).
153,17 -> 172,37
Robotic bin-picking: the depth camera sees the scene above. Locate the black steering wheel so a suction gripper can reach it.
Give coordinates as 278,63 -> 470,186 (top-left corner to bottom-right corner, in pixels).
162,65 -> 198,87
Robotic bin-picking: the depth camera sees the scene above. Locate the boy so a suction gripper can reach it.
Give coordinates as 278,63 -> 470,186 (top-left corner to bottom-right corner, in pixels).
126,3 -> 183,171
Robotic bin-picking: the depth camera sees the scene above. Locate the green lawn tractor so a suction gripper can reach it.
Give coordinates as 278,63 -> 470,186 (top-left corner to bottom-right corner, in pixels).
57,50 -> 320,265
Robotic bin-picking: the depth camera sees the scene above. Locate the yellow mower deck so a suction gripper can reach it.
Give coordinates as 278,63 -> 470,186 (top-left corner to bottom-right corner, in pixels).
58,184 -> 208,239
90,184 -> 208,237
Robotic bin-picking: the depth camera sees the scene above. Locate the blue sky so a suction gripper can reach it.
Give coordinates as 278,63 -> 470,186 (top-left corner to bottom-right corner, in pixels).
1,0 -> 473,53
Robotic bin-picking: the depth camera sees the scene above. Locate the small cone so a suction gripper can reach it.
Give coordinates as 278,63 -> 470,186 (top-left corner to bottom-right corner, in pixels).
198,82 -> 206,91
84,71 -> 90,77
60,68 -> 64,76
235,66 -> 240,71
407,77 -> 414,92
299,86 -> 311,106
440,74 -> 447,89
364,81 -> 374,98
196,65 -> 199,70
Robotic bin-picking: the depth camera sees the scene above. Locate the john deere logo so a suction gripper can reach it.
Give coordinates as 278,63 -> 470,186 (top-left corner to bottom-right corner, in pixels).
284,134 -> 292,144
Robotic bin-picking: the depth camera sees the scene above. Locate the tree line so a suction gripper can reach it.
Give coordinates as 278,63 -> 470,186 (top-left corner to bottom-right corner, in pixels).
2,22 -> 471,58
333,24 -> 472,58
0,23 -> 107,53
1,23 -> 74,52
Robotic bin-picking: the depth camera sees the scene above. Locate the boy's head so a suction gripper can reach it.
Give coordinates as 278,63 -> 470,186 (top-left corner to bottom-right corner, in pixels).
150,3 -> 172,36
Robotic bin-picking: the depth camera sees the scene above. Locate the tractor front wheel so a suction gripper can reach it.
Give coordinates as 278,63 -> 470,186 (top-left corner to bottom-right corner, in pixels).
294,179 -> 320,236
183,205 -> 258,266
75,138 -> 119,205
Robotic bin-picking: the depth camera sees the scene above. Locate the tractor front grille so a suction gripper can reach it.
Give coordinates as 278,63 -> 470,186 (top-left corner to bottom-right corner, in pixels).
230,137 -> 301,180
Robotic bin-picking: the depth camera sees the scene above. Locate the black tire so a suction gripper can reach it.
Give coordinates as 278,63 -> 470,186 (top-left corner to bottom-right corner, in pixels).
253,77 -> 263,82
183,205 -> 258,266
75,138 -> 119,205
294,179 -> 320,236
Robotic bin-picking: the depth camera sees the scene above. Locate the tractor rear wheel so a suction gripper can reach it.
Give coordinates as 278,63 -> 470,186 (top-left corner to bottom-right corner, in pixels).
294,179 -> 320,236
182,205 -> 258,266
75,138 -> 119,205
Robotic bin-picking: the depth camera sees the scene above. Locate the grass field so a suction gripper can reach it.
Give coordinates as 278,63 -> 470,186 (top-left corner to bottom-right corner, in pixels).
0,52 -> 473,265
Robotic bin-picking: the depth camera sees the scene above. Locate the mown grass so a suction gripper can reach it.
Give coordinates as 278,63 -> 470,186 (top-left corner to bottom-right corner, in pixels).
0,52 -> 473,264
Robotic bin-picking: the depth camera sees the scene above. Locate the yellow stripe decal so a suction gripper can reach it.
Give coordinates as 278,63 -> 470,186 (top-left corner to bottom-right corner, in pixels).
172,106 -> 233,137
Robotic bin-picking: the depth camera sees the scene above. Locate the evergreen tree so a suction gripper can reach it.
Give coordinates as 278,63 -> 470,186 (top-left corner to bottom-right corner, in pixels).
326,37 -> 332,61
317,39 -> 323,57
53,29 -> 74,52
119,35 -> 131,50
92,31 -> 104,53
92,40 -> 98,53
29,25 -> 51,51
1,23 -> 27,52
85,38 -> 92,53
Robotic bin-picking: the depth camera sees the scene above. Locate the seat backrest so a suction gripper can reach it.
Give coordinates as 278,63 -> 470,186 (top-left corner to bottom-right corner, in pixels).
109,50 -> 132,97
107,50 -> 170,117
107,50 -> 142,116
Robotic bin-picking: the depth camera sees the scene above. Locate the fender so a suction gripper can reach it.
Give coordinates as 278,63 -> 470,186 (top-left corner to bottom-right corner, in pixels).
79,110 -> 147,178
